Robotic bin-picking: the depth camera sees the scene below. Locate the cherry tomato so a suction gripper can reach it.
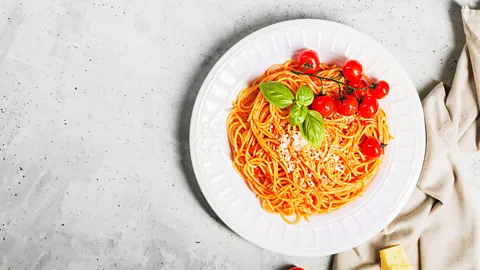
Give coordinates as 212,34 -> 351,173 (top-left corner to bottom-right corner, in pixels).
297,49 -> 320,74
355,89 -> 369,99
347,79 -> 369,98
358,96 -> 379,118
347,79 -> 366,89
342,60 -> 363,82
369,80 -> 389,99
289,267 -> 304,270
311,95 -> 335,117
360,137 -> 385,158
335,95 -> 358,116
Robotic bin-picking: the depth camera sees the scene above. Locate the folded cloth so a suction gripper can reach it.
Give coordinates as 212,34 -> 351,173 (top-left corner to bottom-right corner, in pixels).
333,5 -> 480,270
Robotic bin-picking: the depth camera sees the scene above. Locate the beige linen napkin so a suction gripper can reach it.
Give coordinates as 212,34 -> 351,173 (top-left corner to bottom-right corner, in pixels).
333,6 -> 480,270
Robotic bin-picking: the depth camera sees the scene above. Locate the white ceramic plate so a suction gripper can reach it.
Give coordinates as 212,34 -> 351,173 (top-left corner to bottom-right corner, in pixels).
189,19 -> 425,256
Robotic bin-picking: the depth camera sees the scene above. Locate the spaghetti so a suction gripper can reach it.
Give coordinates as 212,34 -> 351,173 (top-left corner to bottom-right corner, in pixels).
227,60 -> 391,224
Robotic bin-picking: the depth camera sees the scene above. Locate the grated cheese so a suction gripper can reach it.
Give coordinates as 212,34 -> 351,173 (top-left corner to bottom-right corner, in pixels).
335,164 -> 345,173
279,132 -> 315,173
322,177 -> 333,185
292,132 -> 308,152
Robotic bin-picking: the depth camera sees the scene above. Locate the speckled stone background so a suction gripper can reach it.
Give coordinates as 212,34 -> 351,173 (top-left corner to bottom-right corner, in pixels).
0,0 -> 479,269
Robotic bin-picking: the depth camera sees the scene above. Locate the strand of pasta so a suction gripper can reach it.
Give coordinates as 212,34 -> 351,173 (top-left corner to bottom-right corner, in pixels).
226,60 -> 391,224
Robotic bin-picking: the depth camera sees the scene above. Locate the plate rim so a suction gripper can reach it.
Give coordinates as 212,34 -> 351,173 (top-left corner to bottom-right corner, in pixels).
189,18 -> 426,256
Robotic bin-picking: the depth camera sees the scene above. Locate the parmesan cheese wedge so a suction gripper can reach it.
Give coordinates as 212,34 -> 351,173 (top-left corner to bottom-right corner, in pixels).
379,245 -> 412,270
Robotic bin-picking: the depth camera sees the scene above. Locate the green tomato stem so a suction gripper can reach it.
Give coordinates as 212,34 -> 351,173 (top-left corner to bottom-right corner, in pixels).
290,70 -> 375,91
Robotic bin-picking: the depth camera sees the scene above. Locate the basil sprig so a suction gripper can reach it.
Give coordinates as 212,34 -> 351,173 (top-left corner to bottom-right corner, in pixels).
295,85 -> 314,106
257,81 -> 294,108
290,104 -> 308,126
259,82 -> 325,148
299,110 -> 325,148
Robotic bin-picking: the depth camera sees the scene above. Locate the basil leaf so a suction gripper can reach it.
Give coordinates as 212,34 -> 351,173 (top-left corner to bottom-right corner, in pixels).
299,110 -> 325,148
289,104 -> 308,126
259,81 -> 295,109
295,85 -> 314,106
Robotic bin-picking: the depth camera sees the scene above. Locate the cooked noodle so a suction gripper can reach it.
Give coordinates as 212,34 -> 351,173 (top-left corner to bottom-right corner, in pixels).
227,60 -> 391,224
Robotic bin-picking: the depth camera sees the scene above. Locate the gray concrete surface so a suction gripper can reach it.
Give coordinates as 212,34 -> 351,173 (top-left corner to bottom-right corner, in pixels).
0,0 -> 479,269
